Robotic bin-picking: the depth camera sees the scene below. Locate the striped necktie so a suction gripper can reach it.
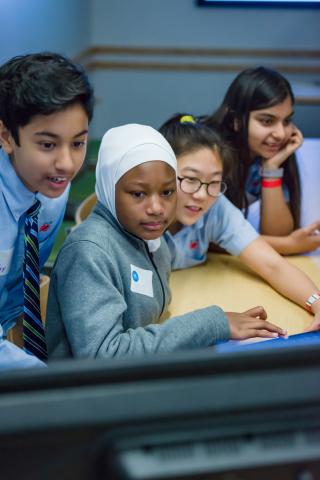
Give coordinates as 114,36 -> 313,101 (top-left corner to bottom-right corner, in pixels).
23,199 -> 48,360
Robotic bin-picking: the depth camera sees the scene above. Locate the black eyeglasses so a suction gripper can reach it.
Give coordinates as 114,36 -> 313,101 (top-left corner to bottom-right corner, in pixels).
177,176 -> 227,198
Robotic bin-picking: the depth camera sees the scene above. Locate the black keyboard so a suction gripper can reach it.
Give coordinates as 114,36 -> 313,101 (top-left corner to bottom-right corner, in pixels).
216,331 -> 320,353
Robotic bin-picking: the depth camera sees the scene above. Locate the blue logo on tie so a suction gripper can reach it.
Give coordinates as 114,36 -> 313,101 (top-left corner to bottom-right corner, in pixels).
132,270 -> 139,282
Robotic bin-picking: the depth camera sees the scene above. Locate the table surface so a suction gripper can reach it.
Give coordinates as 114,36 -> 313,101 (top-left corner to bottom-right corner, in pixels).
165,254 -> 320,336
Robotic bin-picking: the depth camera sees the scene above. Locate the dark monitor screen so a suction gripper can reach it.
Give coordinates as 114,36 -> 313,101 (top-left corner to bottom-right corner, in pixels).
0,345 -> 320,480
198,0 -> 320,6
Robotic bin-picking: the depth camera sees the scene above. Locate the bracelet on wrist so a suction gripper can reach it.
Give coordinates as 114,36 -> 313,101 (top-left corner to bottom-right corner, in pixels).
260,167 -> 284,178
305,292 -> 320,312
261,178 -> 282,188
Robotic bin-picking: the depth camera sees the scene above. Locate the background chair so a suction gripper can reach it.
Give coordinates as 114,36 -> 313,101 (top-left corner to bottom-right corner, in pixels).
74,192 -> 97,225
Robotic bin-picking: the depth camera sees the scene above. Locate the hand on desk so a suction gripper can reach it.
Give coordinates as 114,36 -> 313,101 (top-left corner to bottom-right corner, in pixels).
286,221 -> 320,254
226,306 -> 287,341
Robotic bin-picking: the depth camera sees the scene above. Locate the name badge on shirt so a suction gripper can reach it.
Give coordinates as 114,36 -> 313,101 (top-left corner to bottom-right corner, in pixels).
0,247 -> 14,276
130,264 -> 154,298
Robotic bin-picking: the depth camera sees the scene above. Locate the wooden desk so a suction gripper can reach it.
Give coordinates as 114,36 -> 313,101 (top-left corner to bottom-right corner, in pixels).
166,254 -> 320,335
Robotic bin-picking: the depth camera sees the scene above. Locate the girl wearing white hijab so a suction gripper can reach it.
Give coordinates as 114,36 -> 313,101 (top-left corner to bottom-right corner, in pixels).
46,124 -> 285,359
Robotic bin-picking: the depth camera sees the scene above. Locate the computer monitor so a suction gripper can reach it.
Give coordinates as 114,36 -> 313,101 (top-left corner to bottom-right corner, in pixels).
198,0 -> 320,7
0,345 -> 320,479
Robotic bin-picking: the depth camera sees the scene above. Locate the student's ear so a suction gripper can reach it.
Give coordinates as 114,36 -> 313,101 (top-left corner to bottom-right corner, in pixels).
0,120 -> 15,154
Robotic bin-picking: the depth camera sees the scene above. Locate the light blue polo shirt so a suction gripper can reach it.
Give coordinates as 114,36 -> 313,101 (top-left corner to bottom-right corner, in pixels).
165,194 -> 259,270
0,148 -> 69,335
0,325 -> 45,370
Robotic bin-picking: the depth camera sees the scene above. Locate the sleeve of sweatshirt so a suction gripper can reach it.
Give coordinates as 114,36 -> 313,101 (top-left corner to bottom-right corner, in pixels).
48,240 -> 230,359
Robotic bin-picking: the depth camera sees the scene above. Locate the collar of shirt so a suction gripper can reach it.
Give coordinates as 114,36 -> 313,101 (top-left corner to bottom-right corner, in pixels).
166,214 -> 205,242
0,149 -> 38,221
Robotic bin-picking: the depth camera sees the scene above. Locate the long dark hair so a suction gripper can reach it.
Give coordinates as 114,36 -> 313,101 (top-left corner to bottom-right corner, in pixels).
204,67 -> 301,228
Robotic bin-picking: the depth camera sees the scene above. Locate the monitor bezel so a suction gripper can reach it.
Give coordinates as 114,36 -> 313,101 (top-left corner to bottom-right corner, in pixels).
1,345 -> 320,479
197,0 -> 320,8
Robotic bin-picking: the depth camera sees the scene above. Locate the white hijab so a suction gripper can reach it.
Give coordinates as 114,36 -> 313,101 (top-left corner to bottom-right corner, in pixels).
95,124 -> 177,252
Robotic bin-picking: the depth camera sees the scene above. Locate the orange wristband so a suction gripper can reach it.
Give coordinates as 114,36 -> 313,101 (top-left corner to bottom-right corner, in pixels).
261,178 -> 282,188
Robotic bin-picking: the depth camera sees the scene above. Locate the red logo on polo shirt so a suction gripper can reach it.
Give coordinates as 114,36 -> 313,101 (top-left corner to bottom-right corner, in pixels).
39,223 -> 51,232
189,241 -> 198,249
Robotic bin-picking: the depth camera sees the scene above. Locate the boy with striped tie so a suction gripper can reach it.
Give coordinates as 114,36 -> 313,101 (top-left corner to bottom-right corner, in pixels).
0,52 -> 94,369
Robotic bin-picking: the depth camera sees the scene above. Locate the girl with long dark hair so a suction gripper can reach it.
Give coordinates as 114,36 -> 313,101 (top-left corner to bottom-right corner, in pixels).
205,66 -> 303,236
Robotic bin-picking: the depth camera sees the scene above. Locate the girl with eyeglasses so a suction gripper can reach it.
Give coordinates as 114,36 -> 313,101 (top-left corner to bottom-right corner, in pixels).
159,114 -> 320,331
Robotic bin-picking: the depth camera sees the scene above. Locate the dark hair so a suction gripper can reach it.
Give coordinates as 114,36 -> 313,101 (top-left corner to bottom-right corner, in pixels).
159,113 -> 235,179
205,66 -> 301,228
0,52 -> 94,145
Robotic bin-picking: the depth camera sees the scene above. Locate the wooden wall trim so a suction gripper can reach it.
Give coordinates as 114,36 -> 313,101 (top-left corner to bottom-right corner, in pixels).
75,45 -> 320,76
84,60 -> 320,75
77,45 -> 320,60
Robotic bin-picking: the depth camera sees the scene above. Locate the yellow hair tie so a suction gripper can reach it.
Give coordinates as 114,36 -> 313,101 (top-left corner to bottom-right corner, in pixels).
180,115 -> 196,124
